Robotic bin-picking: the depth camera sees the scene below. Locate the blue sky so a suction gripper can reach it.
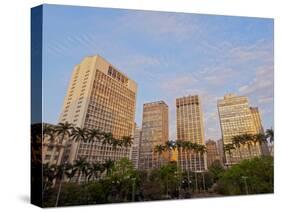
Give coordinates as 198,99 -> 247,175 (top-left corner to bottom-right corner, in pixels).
42,4 -> 274,140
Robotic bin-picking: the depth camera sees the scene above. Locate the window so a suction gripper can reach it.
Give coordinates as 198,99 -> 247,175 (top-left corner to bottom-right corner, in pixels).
45,155 -> 51,160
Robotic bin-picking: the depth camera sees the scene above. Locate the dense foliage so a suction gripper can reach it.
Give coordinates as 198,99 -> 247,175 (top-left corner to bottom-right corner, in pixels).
216,156 -> 273,195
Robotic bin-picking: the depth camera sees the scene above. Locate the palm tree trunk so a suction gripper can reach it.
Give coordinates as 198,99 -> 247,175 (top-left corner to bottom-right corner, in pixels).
238,148 -> 242,160
247,144 -> 252,158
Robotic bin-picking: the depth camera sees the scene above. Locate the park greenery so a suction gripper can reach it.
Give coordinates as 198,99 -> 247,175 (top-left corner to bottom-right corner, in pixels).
31,123 -> 274,207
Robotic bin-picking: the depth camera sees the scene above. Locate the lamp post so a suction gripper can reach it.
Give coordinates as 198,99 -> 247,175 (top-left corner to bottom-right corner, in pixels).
241,176 -> 249,195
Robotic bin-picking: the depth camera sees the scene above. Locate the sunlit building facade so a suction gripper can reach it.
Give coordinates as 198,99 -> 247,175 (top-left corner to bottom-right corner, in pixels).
139,101 -> 169,170
131,126 -> 142,169
250,107 -> 264,133
58,55 -> 137,165
217,94 -> 264,166
176,95 -> 206,172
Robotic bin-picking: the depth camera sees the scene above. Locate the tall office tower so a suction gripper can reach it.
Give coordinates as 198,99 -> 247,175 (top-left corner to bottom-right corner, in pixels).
250,107 -> 270,155
176,95 -> 206,172
131,126 -> 142,169
216,139 -> 225,165
250,107 -> 264,133
205,139 -> 221,168
217,94 -> 263,166
139,101 -> 169,170
59,55 -> 137,165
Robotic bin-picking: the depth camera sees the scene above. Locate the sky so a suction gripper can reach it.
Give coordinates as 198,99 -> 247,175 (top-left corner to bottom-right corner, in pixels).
42,4 -> 274,141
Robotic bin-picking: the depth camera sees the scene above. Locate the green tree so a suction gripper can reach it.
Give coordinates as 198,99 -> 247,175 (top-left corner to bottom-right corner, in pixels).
216,156 -> 273,195
109,158 -> 138,202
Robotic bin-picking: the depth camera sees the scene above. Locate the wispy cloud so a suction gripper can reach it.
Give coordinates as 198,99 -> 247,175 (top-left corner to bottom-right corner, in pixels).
118,12 -> 200,42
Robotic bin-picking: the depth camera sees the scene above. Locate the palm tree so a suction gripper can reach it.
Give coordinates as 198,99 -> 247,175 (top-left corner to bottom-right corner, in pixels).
54,122 -> 73,165
224,143 -> 235,166
87,128 -> 101,161
54,163 -> 67,206
55,122 -> 73,145
103,159 -> 115,176
175,140 -> 183,170
101,132 -> 114,145
232,135 -> 243,160
164,140 -> 174,161
253,133 -> 267,155
64,163 -> 77,182
111,138 -> 121,150
154,144 -> 165,167
192,143 -> 200,192
122,135 -> 133,150
43,163 -> 56,193
266,128 -> 274,144
71,127 -> 89,159
242,134 -> 254,158
73,157 -> 89,183
91,162 -> 104,181
84,163 -> 95,182
182,141 -> 193,192
43,124 -> 55,143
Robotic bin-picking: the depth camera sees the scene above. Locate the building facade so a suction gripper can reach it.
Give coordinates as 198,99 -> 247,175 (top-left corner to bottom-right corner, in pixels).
58,55 -> 137,165
205,139 -> 221,168
217,94 -> 264,166
176,95 -> 206,172
250,107 -> 264,134
216,138 -> 225,165
139,101 -> 169,170
131,126 -> 142,169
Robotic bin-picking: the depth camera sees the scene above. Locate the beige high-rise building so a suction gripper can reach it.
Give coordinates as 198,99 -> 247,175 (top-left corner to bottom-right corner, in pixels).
139,101 -> 169,170
59,55 -> 137,165
217,94 -> 263,166
217,139 -> 225,165
131,125 -> 142,169
176,95 -> 206,172
205,139 -> 221,168
250,107 -> 264,133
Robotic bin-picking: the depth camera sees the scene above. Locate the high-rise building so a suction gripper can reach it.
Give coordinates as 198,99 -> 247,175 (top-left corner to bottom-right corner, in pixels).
205,139 -> 221,168
139,101 -> 169,170
250,107 -> 264,133
59,55 -> 137,165
250,107 -> 270,155
176,95 -> 206,172
131,125 -> 142,169
216,138 -> 225,165
217,94 -> 263,166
